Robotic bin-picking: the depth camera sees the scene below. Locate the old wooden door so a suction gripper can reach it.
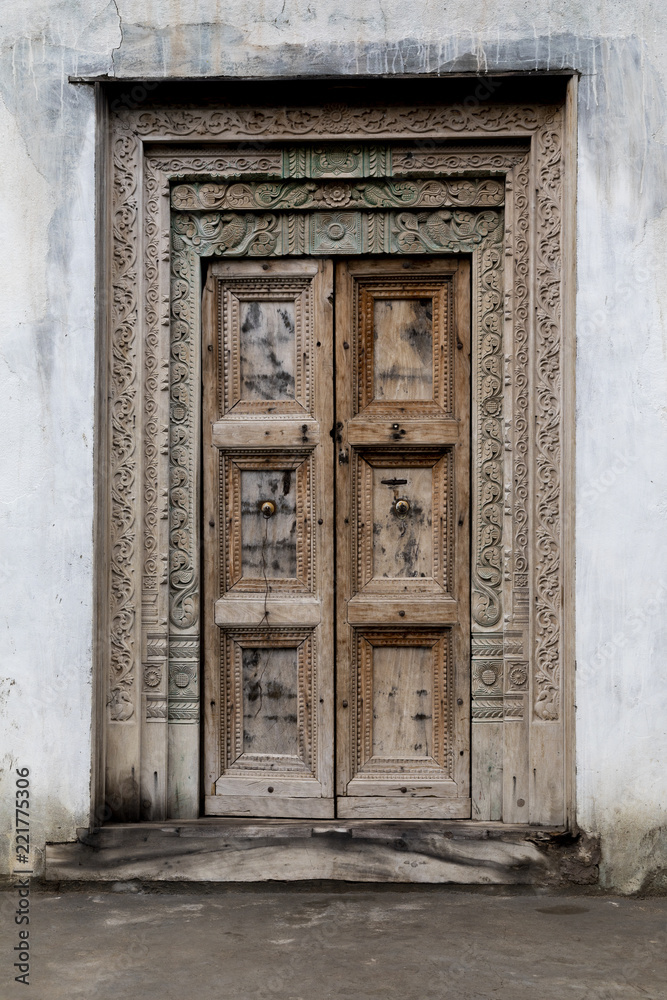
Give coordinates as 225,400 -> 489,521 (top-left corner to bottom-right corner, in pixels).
203,257 -> 470,819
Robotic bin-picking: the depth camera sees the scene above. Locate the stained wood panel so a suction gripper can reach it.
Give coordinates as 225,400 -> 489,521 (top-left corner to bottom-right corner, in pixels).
203,260 -> 334,817
238,299 -> 296,401
242,646 -> 299,758
373,297 -> 434,401
336,259 -> 471,819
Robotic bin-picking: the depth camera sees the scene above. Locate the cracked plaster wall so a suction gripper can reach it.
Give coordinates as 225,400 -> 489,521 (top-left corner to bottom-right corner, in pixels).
0,0 -> 666,893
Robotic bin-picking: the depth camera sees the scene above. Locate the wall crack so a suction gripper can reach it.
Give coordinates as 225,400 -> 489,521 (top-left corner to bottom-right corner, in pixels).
109,0 -> 123,75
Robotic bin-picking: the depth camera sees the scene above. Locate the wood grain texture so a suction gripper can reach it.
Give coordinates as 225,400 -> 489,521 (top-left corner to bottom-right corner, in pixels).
346,598 -> 458,625
241,645 -> 299,757
336,798 -> 472,820
240,468 -> 298,580
215,597 -> 321,627
46,820 -> 575,884
212,419 -> 319,449
204,796 -> 335,817
373,296 -> 434,401
471,721 -> 503,821
347,418 -> 460,447
238,298 -> 296,401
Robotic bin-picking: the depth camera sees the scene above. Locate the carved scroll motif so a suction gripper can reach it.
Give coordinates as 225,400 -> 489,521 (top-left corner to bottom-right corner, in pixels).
171,178 -> 505,212
533,117 -> 564,722
171,208 -> 503,258
109,126 -> 140,723
391,147 -> 528,175
121,104 -> 559,140
169,237 -> 199,631
471,235 -> 504,629
142,159 -> 163,629
512,156 -> 531,620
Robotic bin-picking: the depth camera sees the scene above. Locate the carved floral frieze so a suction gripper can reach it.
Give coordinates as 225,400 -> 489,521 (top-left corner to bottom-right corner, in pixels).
171,178 -> 505,212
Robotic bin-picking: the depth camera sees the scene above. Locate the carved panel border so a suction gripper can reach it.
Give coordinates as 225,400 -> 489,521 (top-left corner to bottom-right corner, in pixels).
221,628 -> 316,778
223,452 -> 314,595
105,100 -> 567,828
353,449 -> 453,596
353,628 -> 452,779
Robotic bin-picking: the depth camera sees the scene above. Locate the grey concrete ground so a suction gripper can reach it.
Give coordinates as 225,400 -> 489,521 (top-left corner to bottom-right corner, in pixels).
2,887 -> 667,999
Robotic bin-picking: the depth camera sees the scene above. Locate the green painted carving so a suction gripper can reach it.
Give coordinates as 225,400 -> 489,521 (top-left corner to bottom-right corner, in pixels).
171,208 -> 503,258
282,144 -> 390,178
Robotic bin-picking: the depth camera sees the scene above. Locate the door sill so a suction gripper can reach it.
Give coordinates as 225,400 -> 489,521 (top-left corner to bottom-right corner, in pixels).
44,818 -> 587,886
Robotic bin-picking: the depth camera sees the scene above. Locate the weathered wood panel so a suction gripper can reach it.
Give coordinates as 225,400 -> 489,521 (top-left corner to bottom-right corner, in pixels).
215,597 -> 321,627
211,418 -> 319,449
240,468 -> 298,580
373,296 -> 434,401
371,464 -> 433,581
371,644 -> 433,758
241,645 -> 299,757
46,820 -> 589,886
238,298 -> 296,401
346,597 -> 458,625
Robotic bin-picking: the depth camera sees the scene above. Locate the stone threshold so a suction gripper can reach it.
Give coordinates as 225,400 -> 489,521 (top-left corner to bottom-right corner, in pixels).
45,820 -> 599,887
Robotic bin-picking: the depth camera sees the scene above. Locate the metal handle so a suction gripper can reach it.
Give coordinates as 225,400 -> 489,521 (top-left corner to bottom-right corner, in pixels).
261,501 -> 276,518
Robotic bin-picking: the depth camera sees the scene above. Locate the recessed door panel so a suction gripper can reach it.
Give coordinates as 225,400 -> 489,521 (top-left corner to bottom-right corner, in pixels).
373,297 -> 434,401
238,300 -> 296,402
242,645 -> 299,758
222,455 -> 313,593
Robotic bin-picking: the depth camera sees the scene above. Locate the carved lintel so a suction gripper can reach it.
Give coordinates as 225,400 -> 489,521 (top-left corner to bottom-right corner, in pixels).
171,178 -> 505,212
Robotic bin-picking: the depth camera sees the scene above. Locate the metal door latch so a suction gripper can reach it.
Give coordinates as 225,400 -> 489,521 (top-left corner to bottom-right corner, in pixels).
260,501 -> 276,518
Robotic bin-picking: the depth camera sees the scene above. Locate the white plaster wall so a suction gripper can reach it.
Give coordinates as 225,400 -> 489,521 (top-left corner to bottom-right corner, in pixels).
0,0 -> 666,891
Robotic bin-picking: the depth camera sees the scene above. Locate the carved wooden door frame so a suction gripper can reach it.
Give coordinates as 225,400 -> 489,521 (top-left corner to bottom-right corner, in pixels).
98,91 -> 575,834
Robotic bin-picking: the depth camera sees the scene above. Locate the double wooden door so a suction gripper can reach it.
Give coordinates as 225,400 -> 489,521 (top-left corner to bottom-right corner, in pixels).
203,257 -> 471,819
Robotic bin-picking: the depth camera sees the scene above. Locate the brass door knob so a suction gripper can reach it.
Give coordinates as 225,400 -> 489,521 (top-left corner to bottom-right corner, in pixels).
261,501 -> 276,518
394,498 -> 410,518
